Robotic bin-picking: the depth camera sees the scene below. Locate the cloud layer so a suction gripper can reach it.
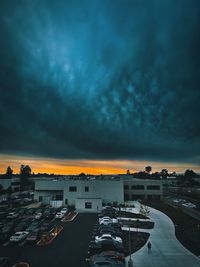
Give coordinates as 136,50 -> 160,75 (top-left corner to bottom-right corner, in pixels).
0,0 -> 200,163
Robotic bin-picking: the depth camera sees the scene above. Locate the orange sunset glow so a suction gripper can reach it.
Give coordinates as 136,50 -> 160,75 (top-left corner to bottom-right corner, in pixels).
0,154 -> 199,175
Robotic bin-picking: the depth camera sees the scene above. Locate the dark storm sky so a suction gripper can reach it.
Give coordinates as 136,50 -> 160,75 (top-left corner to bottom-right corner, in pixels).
0,0 -> 200,164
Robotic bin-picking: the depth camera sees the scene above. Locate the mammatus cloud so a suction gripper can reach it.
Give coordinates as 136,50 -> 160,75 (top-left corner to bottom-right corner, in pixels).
0,0 -> 200,164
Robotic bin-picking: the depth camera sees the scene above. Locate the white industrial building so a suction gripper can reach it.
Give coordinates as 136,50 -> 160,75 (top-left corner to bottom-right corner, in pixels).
34,176 -> 163,212
34,178 -> 124,212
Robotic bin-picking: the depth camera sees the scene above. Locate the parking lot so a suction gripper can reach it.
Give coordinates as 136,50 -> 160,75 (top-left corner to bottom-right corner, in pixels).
0,206 -> 97,267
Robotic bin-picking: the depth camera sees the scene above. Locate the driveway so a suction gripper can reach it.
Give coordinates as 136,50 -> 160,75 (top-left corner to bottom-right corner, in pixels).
125,202 -> 200,267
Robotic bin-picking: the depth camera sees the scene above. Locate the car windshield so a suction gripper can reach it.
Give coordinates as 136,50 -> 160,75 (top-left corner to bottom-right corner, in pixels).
14,233 -> 21,236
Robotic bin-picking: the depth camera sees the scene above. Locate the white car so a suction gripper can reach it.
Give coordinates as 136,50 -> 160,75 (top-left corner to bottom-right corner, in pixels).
95,234 -> 122,243
10,231 -> 29,242
35,212 -> 42,219
60,208 -> 68,214
99,217 -> 118,224
182,203 -> 196,208
99,217 -> 112,223
99,218 -> 112,225
55,212 -> 65,219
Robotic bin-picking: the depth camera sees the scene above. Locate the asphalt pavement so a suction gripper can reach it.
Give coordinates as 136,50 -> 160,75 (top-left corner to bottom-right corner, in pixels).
0,213 -> 97,267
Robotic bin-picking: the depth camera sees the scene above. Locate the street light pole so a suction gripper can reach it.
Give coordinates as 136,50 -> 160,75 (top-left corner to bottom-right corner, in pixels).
128,219 -> 133,267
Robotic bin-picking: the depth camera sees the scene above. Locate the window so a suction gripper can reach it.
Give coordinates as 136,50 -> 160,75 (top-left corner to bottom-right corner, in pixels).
65,198 -> 68,205
124,185 -> 129,190
124,194 -> 129,201
69,186 -> 77,192
55,195 -> 63,200
85,186 -> 89,192
85,202 -> 92,209
147,185 -> 160,190
131,185 -> 144,190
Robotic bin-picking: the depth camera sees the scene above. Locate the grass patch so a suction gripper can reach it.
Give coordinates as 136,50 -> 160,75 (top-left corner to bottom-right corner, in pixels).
117,211 -> 148,219
123,231 -> 150,255
121,220 -> 154,229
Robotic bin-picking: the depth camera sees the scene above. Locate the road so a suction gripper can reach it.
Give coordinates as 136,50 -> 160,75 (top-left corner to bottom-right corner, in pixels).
0,213 -> 97,267
126,203 -> 200,267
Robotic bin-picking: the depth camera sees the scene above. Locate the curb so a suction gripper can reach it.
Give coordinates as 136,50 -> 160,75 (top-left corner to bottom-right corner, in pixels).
61,212 -> 78,222
37,226 -> 63,246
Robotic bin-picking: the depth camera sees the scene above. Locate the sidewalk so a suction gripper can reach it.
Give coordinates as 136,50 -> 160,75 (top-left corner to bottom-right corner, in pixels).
125,202 -> 200,267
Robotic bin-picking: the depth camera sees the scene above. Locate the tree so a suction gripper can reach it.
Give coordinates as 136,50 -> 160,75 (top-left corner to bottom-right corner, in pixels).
20,165 -> 32,177
184,169 -> 196,179
151,172 -> 161,179
127,170 -> 130,175
160,169 -> 168,179
20,165 -> 32,187
145,166 -> 152,174
5,166 -> 13,178
139,204 -> 150,217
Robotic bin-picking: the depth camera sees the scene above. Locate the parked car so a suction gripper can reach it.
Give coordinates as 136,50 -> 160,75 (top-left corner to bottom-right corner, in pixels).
43,211 -> 54,219
26,222 -> 39,232
99,217 -> 112,223
99,219 -> 112,225
55,212 -> 65,219
1,224 -> 13,234
7,212 -> 18,219
26,229 -> 39,242
35,212 -> 42,219
60,208 -> 68,214
86,251 -> 125,266
88,240 -> 124,256
95,234 -> 122,244
89,251 -> 125,263
10,232 -> 29,242
0,257 -> 9,267
182,203 -> 196,208
87,256 -> 125,267
14,223 -> 27,232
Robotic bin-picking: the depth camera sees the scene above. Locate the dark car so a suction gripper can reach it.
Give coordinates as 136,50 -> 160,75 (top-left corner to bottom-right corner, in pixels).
0,257 -> 9,267
1,225 -> 13,234
88,240 -> 124,256
26,229 -> 40,242
89,251 -> 125,263
43,211 -> 54,220
0,233 -> 9,243
14,223 -> 27,232
86,255 -> 125,267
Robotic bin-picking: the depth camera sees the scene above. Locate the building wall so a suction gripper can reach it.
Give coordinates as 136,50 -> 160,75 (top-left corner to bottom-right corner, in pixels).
34,179 -> 124,206
0,179 -> 11,190
124,179 -> 163,200
75,198 -> 102,212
